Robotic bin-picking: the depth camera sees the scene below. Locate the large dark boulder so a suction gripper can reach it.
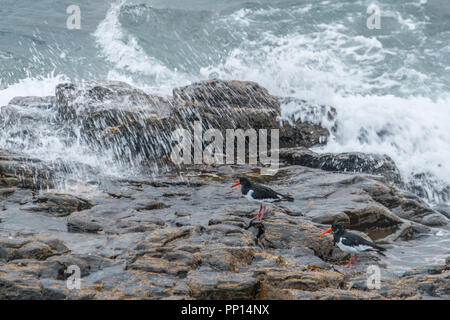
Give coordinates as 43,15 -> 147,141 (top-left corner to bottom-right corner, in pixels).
55,81 -> 175,164
280,147 -> 402,184
0,150 -> 55,190
53,79 -> 332,166
0,97 -> 56,150
172,79 -> 330,149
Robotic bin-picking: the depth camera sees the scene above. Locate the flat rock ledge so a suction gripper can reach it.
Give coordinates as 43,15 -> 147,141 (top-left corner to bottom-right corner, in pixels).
0,161 -> 448,300
1,79 -> 448,299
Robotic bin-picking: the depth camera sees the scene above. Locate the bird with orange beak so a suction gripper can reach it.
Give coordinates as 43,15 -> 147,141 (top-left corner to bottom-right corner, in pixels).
319,224 -> 386,269
230,176 -> 294,221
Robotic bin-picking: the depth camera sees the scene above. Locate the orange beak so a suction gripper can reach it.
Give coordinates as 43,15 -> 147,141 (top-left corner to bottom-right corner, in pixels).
230,181 -> 240,188
318,228 -> 332,237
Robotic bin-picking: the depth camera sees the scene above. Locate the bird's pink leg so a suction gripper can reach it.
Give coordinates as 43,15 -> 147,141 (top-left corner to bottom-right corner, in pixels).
251,205 -> 262,221
258,206 -> 267,221
345,254 -> 353,268
352,255 -> 358,269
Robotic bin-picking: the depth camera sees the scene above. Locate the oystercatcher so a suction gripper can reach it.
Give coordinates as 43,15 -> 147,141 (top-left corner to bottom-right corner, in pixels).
230,176 -> 294,221
319,224 -> 386,269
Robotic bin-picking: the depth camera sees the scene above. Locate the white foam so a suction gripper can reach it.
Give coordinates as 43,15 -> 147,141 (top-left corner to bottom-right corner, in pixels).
0,74 -> 66,107
317,94 -> 450,196
230,8 -> 252,26
200,23 -> 387,97
93,0 -> 182,84
0,74 -> 128,182
294,4 -> 312,14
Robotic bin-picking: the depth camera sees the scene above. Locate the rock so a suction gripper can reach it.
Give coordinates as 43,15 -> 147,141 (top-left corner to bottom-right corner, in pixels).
14,242 -> 57,261
0,188 -> 33,204
80,269 -> 178,299
0,97 -> 55,150
55,80 -> 174,164
0,150 -> 55,189
279,120 -> 330,148
172,79 -> 330,149
280,148 -> 402,184
68,204 -> 167,234
7,96 -> 55,109
272,165 -> 404,237
185,269 -> 260,300
132,227 -> 198,252
385,263 -> 450,298
126,255 -> 193,278
0,162 -> 448,299
0,235 -> 69,262
259,269 -> 344,293
173,79 -> 280,110
434,204 -> 450,220
22,193 -> 93,217
258,218 -> 335,259
279,97 -> 337,147
0,267 -> 43,300
276,164 -> 441,231
46,254 -> 114,279
56,81 -> 172,118
67,213 -> 104,234
407,172 -> 450,204
0,238 -> 30,261
365,184 -> 448,227
40,279 -> 71,300
420,213 -> 449,227
316,289 -> 381,300
172,79 -> 281,139
1,80 -> 450,301
134,201 -> 169,211
53,79 -> 332,166
204,223 -> 255,247
199,247 -> 255,272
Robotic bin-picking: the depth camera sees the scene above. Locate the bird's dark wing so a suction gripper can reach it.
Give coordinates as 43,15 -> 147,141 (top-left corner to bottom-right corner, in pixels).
340,235 -> 368,247
251,183 -> 284,201
342,232 -> 386,253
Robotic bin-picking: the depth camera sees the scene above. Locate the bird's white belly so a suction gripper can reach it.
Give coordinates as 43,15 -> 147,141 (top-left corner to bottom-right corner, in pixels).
337,239 -> 373,254
244,190 -> 280,204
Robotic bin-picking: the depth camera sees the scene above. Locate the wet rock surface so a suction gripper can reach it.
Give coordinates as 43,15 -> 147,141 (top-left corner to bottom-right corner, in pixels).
51,79 -> 332,166
280,147 -> 403,184
0,150 -> 55,190
55,80 -> 175,163
0,163 -> 448,300
1,80 -> 449,300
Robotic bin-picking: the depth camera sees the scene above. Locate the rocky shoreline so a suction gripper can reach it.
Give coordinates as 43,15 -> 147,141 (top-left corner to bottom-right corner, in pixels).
0,80 -> 449,300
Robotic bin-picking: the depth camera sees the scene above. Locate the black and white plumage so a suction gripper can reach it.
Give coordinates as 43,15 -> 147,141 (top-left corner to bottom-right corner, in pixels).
231,176 -> 294,221
319,224 -> 386,269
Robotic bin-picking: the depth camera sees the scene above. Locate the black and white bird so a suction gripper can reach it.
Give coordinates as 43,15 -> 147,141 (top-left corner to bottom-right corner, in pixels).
230,176 -> 294,221
319,224 -> 386,269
